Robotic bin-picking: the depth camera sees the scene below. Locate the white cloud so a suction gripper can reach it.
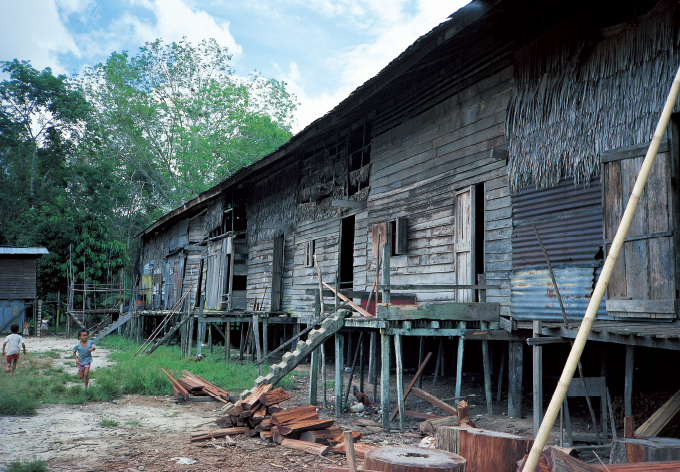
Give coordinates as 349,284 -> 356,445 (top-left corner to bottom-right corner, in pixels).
283,0 -> 466,131
0,0 -> 80,74
124,0 -> 242,57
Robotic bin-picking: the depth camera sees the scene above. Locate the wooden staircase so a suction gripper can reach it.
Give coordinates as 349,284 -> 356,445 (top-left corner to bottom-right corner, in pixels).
239,311 -> 349,399
91,312 -> 134,342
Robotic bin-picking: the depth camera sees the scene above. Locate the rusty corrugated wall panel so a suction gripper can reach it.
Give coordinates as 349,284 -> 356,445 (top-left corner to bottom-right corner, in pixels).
511,264 -> 609,322
512,177 -> 603,268
0,300 -> 26,333
0,258 -> 37,300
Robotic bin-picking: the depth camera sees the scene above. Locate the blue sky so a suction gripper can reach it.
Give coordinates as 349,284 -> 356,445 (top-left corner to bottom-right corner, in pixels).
0,0 -> 468,131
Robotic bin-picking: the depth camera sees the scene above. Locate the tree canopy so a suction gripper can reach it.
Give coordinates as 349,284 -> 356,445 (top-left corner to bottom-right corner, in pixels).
1,38 -> 298,299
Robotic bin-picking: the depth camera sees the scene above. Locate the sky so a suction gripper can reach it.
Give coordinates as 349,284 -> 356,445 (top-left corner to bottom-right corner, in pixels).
0,0 -> 469,132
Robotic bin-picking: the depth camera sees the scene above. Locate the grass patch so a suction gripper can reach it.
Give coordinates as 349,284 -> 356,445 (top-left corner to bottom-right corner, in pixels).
0,335 -> 272,416
6,460 -> 49,472
99,418 -> 119,427
125,420 -> 142,427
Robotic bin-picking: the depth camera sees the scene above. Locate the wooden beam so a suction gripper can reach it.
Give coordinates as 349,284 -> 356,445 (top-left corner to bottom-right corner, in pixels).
411,387 -> 457,416
322,282 -> 372,317
331,199 -> 367,209
533,321 -> 543,436
377,302 -> 500,322
394,334 -> 405,432
335,332 -> 344,419
625,345 -> 634,417
390,351 -> 433,421
381,330 -> 391,430
508,341 -> 523,419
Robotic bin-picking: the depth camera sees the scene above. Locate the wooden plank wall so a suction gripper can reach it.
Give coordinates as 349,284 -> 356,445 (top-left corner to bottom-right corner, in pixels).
485,175 -> 512,316
0,258 -> 37,299
368,67 -> 513,309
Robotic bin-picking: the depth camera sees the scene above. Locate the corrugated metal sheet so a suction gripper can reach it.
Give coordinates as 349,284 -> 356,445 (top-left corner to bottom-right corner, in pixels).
0,258 -> 37,299
511,264 -> 609,322
0,300 -> 26,333
512,177 -> 603,267
0,247 -> 49,255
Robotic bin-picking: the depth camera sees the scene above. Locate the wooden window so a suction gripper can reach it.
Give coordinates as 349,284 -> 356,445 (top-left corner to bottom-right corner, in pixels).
304,240 -> 315,268
389,217 -> 408,255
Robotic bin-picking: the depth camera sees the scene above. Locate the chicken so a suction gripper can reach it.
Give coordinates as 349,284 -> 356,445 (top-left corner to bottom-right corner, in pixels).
353,385 -> 372,407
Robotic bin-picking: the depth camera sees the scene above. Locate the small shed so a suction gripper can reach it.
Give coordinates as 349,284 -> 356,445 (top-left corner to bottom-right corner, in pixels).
0,247 -> 49,333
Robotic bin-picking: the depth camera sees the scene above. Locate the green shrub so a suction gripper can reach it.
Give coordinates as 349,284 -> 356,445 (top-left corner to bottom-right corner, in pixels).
99,418 -> 119,427
6,459 -> 49,472
0,395 -> 39,416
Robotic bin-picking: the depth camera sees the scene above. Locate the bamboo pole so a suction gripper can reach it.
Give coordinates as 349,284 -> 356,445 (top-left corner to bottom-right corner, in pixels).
522,64 -> 680,471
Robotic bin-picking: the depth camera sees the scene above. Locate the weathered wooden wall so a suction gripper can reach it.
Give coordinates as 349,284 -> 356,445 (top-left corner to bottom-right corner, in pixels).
367,67 -> 514,312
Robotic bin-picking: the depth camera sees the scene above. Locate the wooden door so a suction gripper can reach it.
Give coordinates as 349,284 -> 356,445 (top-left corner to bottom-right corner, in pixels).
455,186 -> 476,302
602,151 -> 675,318
271,236 -> 284,312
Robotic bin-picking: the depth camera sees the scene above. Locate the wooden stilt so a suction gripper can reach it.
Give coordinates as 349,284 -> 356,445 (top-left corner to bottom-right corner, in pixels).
322,342 -> 328,408
497,341 -> 507,402
187,316 -> 194,358
394,334 -> 405,432
625,345 -> 634,417
370,332 -> 378,411
208,323 -> 213,354
347,332 -> 352,374
239,322 -> 245,360
533,320 -> 543,436
563,398 -> 573,446
481,320 -> 493,415
508,341 -> 523,419
381,329 -> 391,430
359,336 -> 365,394
418,337 -> 425,389
433,338 -> 443,386
253,315 -> 262,376
262,317 -> 269,359
455,322 -> 466,398
335,332 -> 344,419
309,346 -> 319,405
225,322 -> 230,362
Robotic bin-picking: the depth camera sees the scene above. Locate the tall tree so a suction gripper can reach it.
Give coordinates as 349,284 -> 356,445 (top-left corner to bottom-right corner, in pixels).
77,38 -> 297,215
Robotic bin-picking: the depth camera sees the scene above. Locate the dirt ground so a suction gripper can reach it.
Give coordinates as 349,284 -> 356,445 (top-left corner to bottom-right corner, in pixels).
1,335 -> 608,471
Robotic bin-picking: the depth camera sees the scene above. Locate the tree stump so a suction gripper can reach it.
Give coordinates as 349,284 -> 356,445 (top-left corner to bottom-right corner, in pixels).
459,428 -> 533,472
611,437 -> 680,463
364,446 -> 466,472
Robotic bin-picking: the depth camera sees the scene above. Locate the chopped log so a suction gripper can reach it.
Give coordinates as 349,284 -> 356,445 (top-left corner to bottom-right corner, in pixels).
271,405 -> 318,425
411,387 -> 457,416
364,446 -> 466,471
260,430 -> 273,442
161,368 -> 188,401
405,410 -> 444,420
277,418 -> 335,436
267,404 -> 283,414
611,437 -> 680,464
300,428 -> 343,444
244,429 -> 259,437
595,461 -> 680,471
419,416 -> 460,435
459,428 -> 533,472
253,406 -> 267,419
456,401 -> 469,421
189,427 -> 248,442
239,405 -> 260,418
260,388 -> 291,406
281,438 -> 330,455
434,425 -> 478,454
243,383 -> 273,409
330,442 -> 375,459
625,416 -> 635,438
330,431 -> 362,446
516,446 -> 599,472
273,429 -> 301,444
635,389 -> 680,438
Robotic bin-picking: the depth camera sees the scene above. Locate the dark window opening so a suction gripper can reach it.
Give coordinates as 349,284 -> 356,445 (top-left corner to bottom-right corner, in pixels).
338,215 -> 355,290
232,275 -> 247,291
474,183 -> 485,283
348,121 -> 372,196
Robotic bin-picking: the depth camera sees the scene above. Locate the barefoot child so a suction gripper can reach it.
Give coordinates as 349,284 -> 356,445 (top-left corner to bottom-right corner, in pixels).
3,324 -> 26,376
23,321 -> 30,339
73,328 -> 96,388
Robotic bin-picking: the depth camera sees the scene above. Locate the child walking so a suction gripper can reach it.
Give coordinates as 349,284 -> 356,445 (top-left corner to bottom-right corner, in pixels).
73,328 -> 96,388
23,321 -> 30,339
3,324 -> 26,376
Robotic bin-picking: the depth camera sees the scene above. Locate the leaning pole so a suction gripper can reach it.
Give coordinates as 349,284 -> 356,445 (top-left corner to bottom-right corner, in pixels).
521,63 -> 680,472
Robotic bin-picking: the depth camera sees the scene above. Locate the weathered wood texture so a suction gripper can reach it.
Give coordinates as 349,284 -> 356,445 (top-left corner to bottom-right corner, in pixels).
635,388 -> 680,438
595,462 -> 680,471
458,428 -> 533,472
365,446 -> 466,472
517,446 -> 599,472
368,67 -> 513,308
603,152 -> 676,318
611,437 -> 680,464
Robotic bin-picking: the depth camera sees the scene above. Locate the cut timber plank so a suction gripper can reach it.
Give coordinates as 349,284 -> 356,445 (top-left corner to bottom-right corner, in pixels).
189,427 -> 248,442
271,405 -> 318,425
323,468 -> 381,472
281,438 -> 330,455
330,431 -> 361,446
260,388 -> 291,406
411,387 -> 457,416
459,428 -> 533,472
161,368 -> 188,401
376,302 -> 499,322
364,446 -> 466,471
300,428 -> 343,444
277,419 -> 336,436
330,442 -> 375,459
405,410 -> 444,420
260,430 -> 273,442
323,282 -> 372,317
635,389 -> 680,438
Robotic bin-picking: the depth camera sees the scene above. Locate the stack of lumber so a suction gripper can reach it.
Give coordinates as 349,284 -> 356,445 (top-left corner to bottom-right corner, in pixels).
161,368 -> 231,403
195,385 -> 369,456
635,388 -> 680,438
517,446 -> 598,472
